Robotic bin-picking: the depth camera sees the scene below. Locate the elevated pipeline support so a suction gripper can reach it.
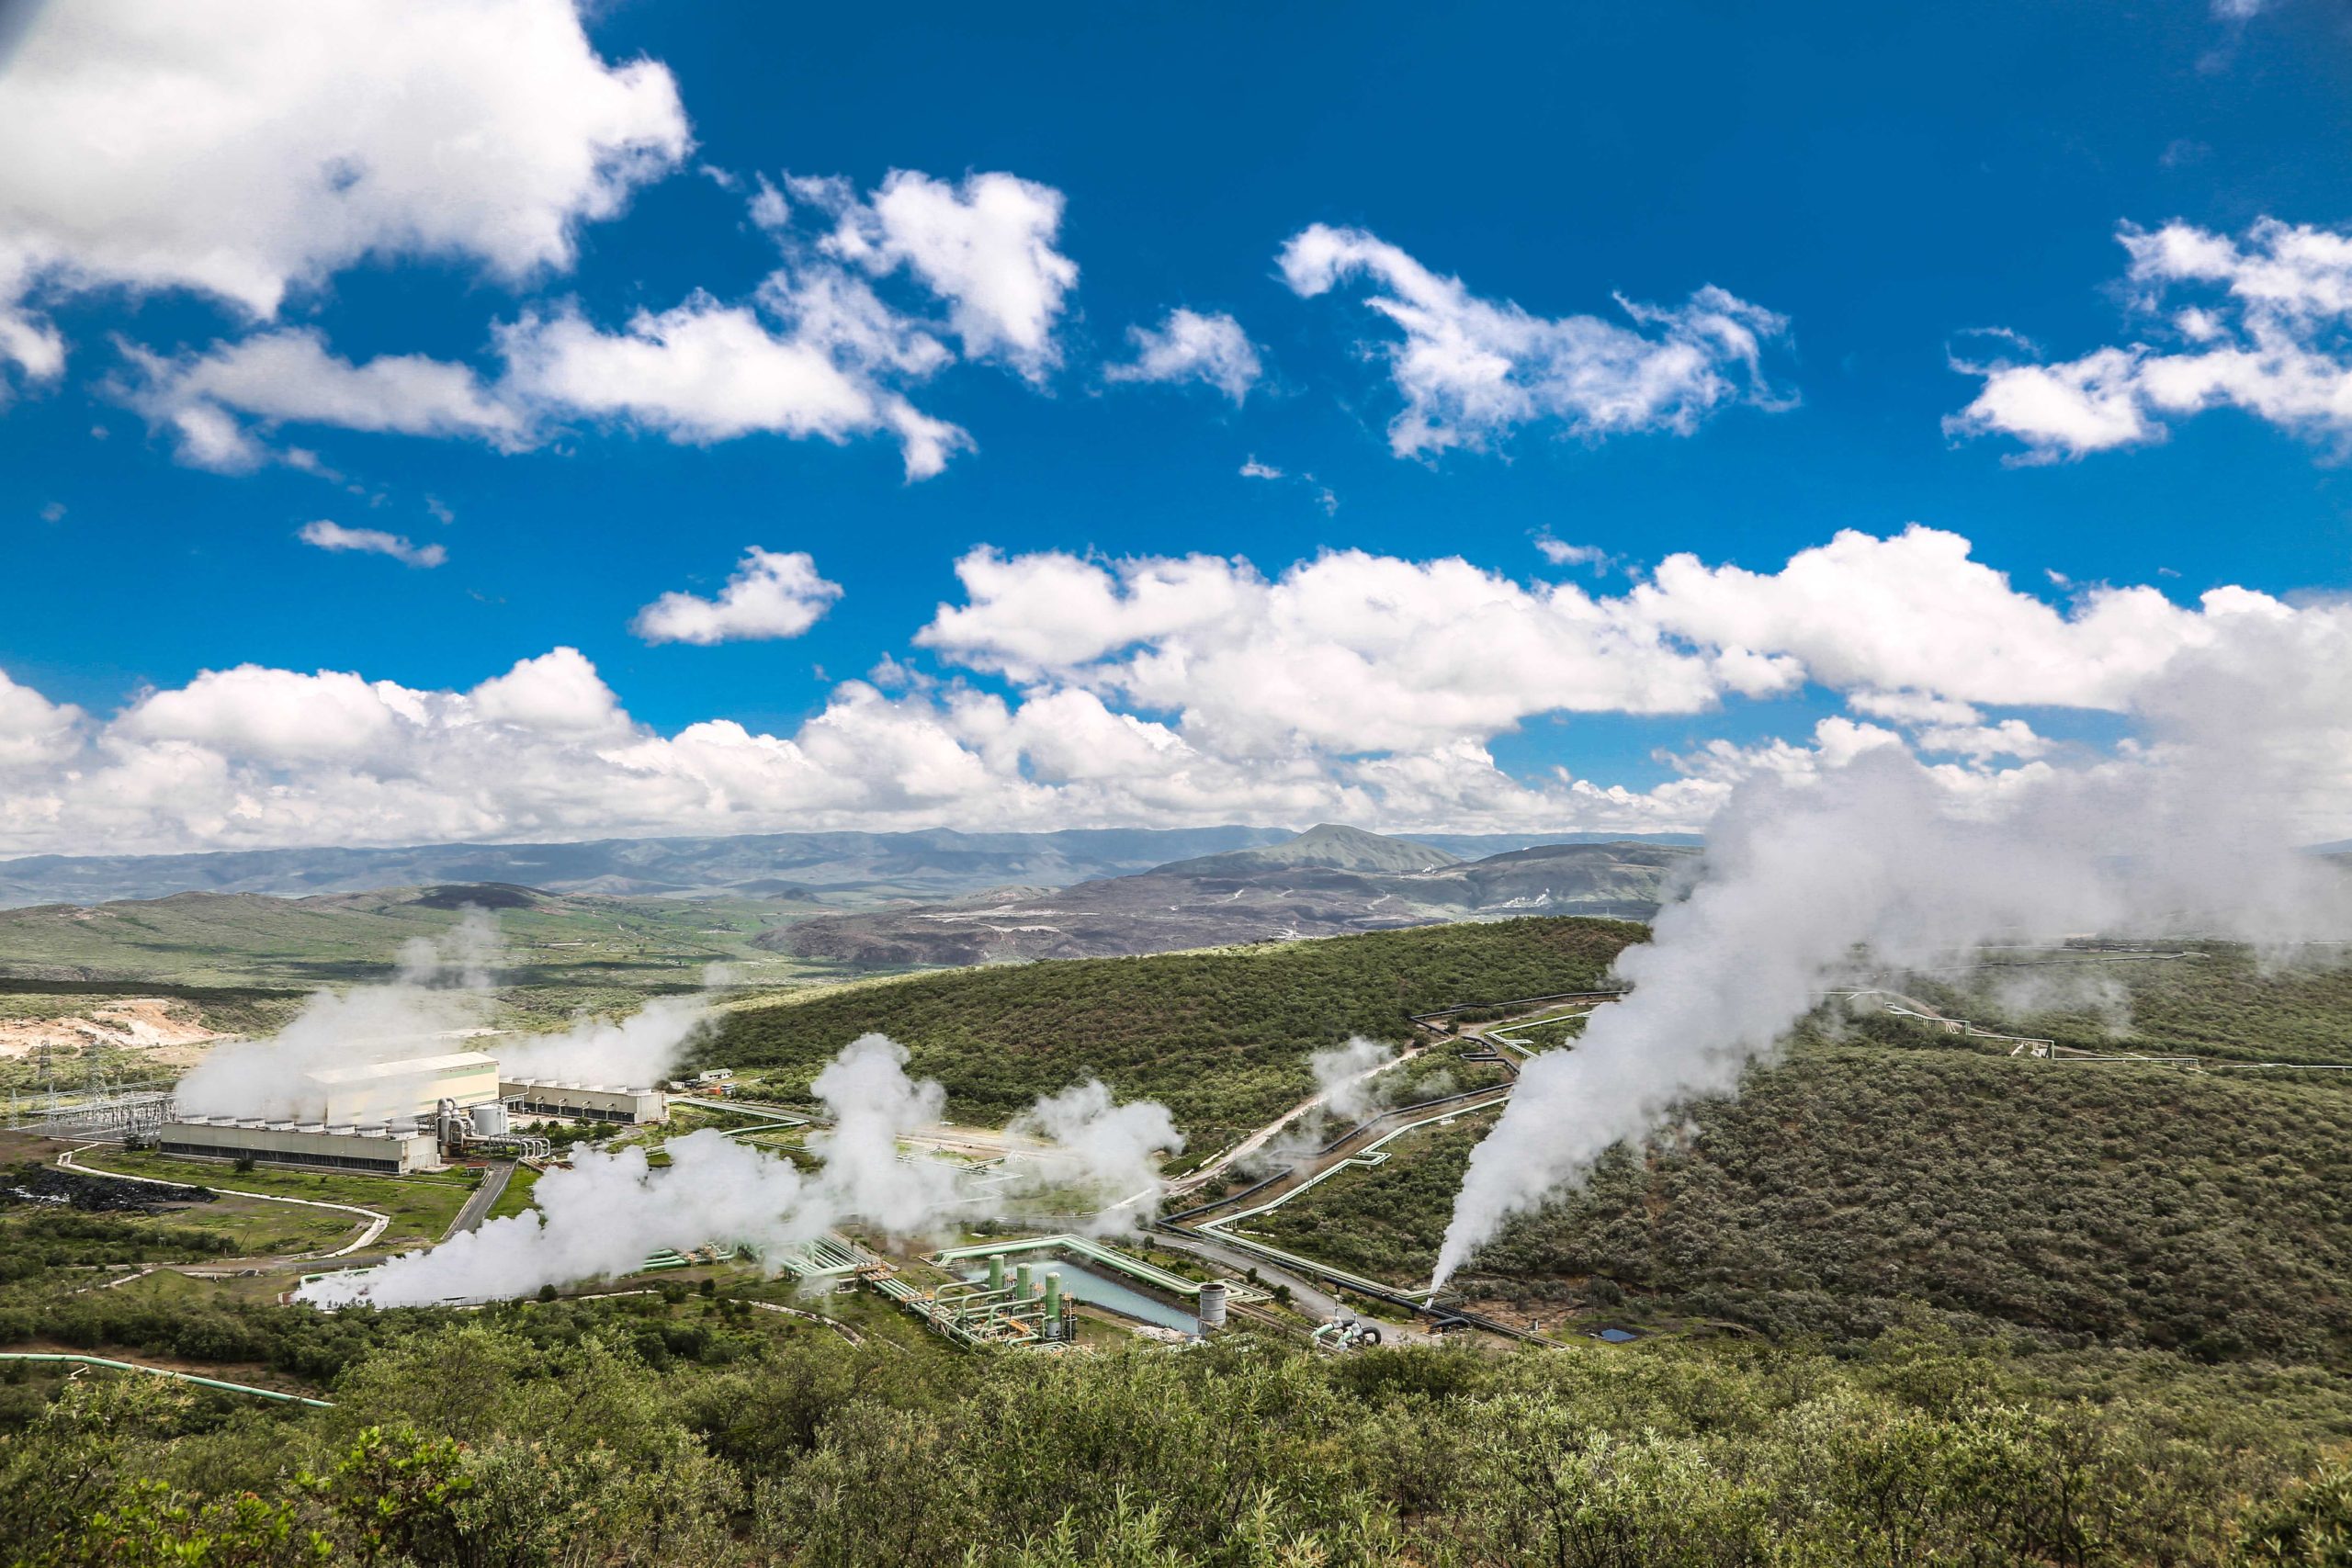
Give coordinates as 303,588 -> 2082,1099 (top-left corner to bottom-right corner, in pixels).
0,1351 -> 334,1406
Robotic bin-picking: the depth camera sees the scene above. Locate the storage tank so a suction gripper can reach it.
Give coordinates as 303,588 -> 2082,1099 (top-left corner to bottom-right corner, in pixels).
470,1103 -> 509,1137
1196,1280 -> 1229,1331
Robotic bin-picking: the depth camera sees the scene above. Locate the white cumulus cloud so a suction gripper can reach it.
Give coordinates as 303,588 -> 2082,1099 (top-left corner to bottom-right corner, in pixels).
130,330 -> 524,472
6,531 -> 2350,856
1277,222 -> 1792,457
1951,217 -> 2352,461
632,548 -> 844,646
0,0 -> 688,386
797,169 -> 1079,379
118,163 -> 1086,481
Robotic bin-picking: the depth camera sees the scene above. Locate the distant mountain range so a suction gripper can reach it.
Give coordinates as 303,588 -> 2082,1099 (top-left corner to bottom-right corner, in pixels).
0,826 -> 1698,909
772,825 -> 1701,965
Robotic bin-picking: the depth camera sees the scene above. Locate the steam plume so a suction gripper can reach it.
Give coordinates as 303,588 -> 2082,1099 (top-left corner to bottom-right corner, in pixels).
1006,1078 -> 1185,1222
173,911 -> 502,1122
178,918 -> 724,1123
493,992 -> 711,1089
298,1033 -> 1185,1307
1310,1037 -> 1396,1123
1433,610 -> 2352,1286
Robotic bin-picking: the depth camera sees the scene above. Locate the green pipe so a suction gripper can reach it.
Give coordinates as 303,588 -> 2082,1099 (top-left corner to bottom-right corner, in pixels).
987,1253 -> 1005,1292
0,1352 -> 333,1407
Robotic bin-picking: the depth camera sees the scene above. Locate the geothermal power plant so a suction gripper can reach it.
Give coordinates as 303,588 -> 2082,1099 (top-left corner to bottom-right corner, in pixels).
162,1045 -> 670,1172
20,1041 -> 672,1175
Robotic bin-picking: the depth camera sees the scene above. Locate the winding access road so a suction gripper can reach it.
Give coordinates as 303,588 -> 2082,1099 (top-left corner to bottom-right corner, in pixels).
60,1145 -> 391,1259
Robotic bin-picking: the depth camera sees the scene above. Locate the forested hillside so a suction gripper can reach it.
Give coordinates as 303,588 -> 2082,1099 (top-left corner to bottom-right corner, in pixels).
710,917 -> 1643,1146
1254,1011 -> 2352,1359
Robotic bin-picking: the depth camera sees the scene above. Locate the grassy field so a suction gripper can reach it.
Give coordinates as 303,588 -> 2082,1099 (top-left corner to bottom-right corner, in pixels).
484,1163 -> 542,1223
711,917 -> 1645,1150
70,1147 -> 474,1253
132,1193 -> 360,1257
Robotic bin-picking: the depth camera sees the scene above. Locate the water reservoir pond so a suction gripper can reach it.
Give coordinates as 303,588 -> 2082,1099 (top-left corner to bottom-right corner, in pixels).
960,1259 -> 1198,1335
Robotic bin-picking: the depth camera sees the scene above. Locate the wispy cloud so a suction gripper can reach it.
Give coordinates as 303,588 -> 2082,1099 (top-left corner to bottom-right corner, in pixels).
1104,309 -> 1261,402
1278,222 -> 1792,457
1533,534 -> 1611,570
297,519 -> 446,568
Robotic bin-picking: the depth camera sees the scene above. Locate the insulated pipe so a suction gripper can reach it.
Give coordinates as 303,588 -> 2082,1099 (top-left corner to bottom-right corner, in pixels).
0,1352 -> 333,1407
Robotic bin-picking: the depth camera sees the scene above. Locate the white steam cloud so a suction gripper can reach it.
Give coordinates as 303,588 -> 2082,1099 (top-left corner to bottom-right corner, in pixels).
1433,607 -> 2352,1284
1233,1036 -> 1400,1178
173,910 -> 503,1122
300,1034 -> 1186,1307
307,1131 -> 815,1307
178,915 -> 726,1126
493,991 -> 711,1089
1007,1078 -> 1186,1222
1310,1037 -> 1397,1123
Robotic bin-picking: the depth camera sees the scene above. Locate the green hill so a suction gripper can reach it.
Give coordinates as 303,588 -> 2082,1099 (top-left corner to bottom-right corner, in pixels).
711,917 -> 1643,1148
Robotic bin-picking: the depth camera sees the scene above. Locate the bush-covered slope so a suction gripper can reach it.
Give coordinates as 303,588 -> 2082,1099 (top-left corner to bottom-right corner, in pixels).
1255,1023 -> 2352,1359
710,917 -> 1643,1146
1925,944 -> 2352,1066
7,1313 -> 2352,1568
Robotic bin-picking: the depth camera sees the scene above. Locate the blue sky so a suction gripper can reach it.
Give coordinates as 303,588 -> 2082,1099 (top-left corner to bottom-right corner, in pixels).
3,0 -> 2350,853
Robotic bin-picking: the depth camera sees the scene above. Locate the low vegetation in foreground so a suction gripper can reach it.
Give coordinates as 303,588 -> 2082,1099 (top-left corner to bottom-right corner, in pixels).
6,1314 -> 2352,1566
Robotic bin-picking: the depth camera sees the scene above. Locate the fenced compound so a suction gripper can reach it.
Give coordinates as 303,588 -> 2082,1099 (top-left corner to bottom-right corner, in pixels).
4,1082 -> 174,1143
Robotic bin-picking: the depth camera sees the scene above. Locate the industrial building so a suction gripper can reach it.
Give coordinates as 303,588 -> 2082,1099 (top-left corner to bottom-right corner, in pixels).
157,1119 -> 441,1174
306,1052 -> 500,1123
500,1078 -> 667,1125
150,1047 -> 591,1175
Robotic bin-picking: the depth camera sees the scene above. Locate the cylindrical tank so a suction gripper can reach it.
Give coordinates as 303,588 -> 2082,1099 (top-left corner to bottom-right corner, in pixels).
1196,1280 -> 1229,1331
986,1253 -> 1006,1292
1043,1270 -> 1062,1323
1015,1261 -> 1035,1300
470,1103 -> 508,1137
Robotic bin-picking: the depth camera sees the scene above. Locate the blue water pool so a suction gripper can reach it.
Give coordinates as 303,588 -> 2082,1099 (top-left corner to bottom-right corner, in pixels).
960,1259 -> 1199,1335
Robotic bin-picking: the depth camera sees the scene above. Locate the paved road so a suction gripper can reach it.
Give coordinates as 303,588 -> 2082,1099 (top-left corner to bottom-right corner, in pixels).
1146,1227 -> 1342,1321
443,1160 -> 514,1239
